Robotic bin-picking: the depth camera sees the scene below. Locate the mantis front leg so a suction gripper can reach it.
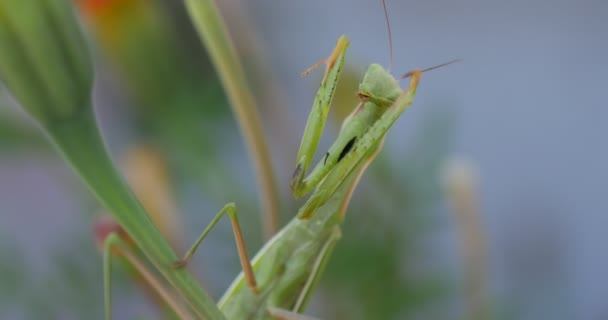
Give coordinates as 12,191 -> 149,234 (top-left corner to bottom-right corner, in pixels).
290,36 -> 350,197
297,70 -> 422,219
171,203 -> 259,295
296,61 -> 457,218
290,35 -> 424,221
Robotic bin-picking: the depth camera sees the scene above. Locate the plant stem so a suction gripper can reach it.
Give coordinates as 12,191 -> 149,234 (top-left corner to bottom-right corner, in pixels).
185,0 -> 281,239
45,109 -> 225,320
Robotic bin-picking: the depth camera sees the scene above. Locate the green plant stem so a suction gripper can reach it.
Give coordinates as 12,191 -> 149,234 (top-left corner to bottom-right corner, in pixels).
45,108 -> 225,320
185,0 -> 281,239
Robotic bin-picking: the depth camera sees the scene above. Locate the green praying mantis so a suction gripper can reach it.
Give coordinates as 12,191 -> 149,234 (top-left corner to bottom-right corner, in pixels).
104,25 -> 456,320
209,36 -> 455,320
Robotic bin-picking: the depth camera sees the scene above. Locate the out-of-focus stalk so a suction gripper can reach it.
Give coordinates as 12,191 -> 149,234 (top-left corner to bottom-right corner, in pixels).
442,157 -> 489,320
75,0 -> 241,210
122,145 -> 184,250
185,0 -> 282,239
0,1 -> 225,318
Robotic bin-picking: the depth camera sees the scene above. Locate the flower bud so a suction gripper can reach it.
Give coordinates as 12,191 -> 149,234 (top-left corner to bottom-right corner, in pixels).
0,0 -> 93,125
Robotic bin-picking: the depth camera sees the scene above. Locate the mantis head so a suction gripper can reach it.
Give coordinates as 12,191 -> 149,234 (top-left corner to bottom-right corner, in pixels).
358,64 -> 402,105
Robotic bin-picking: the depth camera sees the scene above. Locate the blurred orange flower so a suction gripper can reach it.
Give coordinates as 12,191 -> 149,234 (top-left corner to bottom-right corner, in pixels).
76,0 -> 144,18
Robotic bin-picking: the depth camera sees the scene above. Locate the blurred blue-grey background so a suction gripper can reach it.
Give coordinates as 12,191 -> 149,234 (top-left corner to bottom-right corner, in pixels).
0,0 -> 606,319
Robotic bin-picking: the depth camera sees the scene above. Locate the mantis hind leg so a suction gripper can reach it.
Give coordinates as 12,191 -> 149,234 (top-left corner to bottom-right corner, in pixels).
102,232 -> 193,320
172,203 -> 259,294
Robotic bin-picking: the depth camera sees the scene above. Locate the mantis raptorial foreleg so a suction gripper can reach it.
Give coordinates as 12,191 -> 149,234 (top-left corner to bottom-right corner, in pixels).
290,36 -> 349,197
297,70 -> 422,219
295,60 -> 458,219
171,203 -> 260,294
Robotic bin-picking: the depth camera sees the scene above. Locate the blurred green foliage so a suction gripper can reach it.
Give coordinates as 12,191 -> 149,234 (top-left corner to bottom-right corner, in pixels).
0,111 -> 47,151
77,0 -> 239,198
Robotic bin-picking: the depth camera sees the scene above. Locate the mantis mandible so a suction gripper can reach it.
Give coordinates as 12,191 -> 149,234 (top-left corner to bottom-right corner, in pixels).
104,22 -> 455,320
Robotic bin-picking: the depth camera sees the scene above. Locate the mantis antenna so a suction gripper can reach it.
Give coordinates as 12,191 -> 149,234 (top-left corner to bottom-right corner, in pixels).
401,59 -> 462,80
381,0 -> 459,78
381,0 -> 394,71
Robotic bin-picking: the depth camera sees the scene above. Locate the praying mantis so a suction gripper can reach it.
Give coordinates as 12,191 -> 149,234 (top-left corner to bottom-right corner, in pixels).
165,37 -> 452,319
104,14 -> 456,320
